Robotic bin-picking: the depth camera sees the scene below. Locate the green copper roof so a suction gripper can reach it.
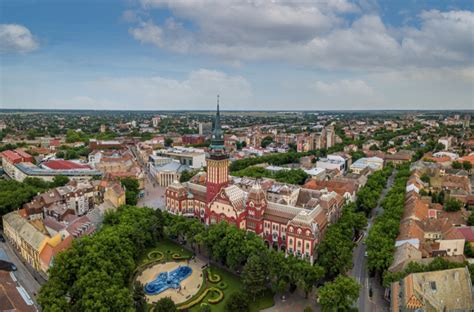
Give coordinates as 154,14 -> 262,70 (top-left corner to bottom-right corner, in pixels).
210,98 -> 224,149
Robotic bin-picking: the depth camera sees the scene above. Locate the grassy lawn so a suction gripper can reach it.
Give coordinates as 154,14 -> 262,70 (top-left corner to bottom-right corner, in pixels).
139,239 -> 193,265
138,240 -> 274,311
188,266 -> 275,312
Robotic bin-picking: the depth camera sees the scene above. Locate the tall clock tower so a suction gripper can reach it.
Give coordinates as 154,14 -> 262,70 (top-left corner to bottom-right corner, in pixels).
206,96 -> 230,204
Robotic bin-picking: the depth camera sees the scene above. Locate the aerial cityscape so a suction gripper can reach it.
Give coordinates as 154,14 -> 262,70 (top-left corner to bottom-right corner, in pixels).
1,1 -> 473,312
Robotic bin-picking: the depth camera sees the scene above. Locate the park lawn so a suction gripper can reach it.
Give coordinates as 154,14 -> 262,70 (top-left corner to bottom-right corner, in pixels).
188,266 -> 275,312
139,238 -> 193,265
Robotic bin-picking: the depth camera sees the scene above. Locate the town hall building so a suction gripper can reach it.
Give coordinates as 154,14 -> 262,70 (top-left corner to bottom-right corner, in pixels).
166,103 -> 344,262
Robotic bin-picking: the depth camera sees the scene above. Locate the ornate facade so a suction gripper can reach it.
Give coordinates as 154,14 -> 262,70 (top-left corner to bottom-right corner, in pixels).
166,103 -> 344,262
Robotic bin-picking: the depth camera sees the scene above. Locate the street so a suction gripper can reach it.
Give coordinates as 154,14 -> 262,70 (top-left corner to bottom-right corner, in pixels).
129,145 -> 167,211
1,236 -> 42,308
350,169 -> 396,312
137,175 -> 167,210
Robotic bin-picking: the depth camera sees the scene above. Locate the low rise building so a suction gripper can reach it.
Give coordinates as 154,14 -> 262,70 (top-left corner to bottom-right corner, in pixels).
150,159 -> 191,187
1,150 -> 101,182
350,156 -> 384,174
391,267 -> 474,311
154,147 -> 206,169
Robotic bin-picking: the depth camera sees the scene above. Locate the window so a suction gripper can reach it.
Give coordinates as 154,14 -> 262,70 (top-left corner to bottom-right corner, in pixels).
297,241 -> 301,247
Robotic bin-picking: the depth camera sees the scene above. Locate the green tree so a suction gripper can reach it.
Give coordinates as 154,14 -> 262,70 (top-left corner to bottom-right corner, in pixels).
154,297 -> 176,312
165,137 -> 173,147
444,198 -> 462,212
452,161 -> 462,169
38,206 -> 163,311
467,213 -> 474,226
242,254 -> 268,300
261,136 -> 274,148
51,175 -> 70,187
133,281 -> 146,312
463,161 -> 472,171
317,275 -> 360,312
198,304 -> 211,312
120,177 -> 140,205
179,170 -> 197,183
224,291 -> 250,312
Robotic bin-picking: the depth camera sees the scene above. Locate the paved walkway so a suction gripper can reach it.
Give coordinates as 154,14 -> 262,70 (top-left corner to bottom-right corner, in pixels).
262,289 -> 320,312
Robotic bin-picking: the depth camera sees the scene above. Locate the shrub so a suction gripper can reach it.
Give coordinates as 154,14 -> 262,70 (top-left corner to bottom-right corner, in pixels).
207,288 -> 224,304
177,287 -> 223,310
198,303 -> 211,312
217,281 -> 227,290
148,251 -> 164,261
172,253 -> 190,260
207,269 -> 221,283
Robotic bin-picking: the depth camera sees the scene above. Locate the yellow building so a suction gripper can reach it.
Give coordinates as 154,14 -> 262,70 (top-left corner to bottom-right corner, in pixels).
2,211 -> 65,272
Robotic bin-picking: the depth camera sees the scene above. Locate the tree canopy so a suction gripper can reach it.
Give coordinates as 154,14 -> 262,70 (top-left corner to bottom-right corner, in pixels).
317,275 -> 360,312
38,206 -> 164,311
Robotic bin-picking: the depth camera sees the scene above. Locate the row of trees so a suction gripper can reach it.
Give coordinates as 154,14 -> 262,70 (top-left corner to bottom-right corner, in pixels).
165,216 -> 325,301
166,213 -> 366,311
38,206 -> 164,311
229,145 -> 345,173
452,160 -> 472,171
316,203 -> 367,279
120,177 -> 140,205
0,176 -> 69,217
366,165 -> 410,274
233,166 -> 309,185
355,165 -> 393,216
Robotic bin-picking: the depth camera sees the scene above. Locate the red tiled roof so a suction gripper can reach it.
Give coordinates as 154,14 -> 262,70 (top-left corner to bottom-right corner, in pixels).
458,154 -> 474,165
40,235 -> 73,269
457,227 -> 474,242
15,149 -> 33,160
0,150 -> 22,163
42,160 -> 91,170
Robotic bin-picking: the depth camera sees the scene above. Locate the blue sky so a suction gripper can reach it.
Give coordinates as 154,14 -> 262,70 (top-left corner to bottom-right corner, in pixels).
1,0 -> 473,110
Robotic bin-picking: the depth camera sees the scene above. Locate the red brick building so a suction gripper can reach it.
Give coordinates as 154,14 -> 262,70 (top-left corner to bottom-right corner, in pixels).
166,104 -> 343,262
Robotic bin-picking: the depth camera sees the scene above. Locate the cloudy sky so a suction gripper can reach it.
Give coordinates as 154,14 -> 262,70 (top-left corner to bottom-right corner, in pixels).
1,0 -> 473,110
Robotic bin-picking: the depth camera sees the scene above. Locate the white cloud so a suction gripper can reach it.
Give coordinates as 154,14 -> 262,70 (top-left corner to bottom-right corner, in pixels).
0,24 -> 39,54
73,69 -> 253,110
312,79 -> 375,96
127,2 -> 474,70
401,10 -> 474,65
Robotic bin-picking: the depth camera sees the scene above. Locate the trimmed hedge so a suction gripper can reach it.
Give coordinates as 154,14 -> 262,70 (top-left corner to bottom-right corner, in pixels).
147,251 -> 164,261
207,288 -> 224,304
178,287 -> 224,310
172,253 -> 190,260
217,281 -> 227,290
206,269 -> 221,283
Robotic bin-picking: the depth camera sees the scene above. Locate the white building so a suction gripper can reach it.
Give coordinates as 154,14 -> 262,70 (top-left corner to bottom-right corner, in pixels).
154,147 -> 206,169
316,154 -> 346,172
350,157 -> 384,174
438,137 -> 453,150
